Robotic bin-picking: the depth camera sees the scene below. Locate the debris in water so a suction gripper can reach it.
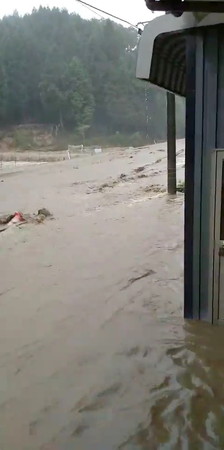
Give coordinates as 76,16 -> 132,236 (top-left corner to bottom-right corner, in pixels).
0,214 -> 14,225
9,212 -> 26,224
37,208 -> 52,218
98,182 -> 113,192
0,212 -> 26,233
177,181 -> 185,193
150,170 -> 161,177
88,173 -> 136,194
134,166 -> 145,173
144,184 -> 166,194
36,214 -> 46,223
138,174 -> 148,179
0,208 -> 53,233
121,269 -> 156,290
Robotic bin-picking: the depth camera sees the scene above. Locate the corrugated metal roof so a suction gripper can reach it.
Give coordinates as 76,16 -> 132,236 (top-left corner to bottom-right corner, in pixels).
136,14 -> 193,96
150,32 -> 186,96
136,12 -> 224,96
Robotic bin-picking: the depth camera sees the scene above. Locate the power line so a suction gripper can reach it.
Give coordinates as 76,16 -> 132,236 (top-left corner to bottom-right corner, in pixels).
76,0 -> 105,20
80,2 -> 104,20
75,0 -> 139,30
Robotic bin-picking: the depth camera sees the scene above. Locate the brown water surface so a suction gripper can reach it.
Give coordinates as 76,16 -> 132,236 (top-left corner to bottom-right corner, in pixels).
119,319 -> 224,450
1,141 -> 223,449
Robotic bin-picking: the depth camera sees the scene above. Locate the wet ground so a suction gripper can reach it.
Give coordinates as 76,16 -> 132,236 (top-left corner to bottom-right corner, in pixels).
1,140 -> 224,449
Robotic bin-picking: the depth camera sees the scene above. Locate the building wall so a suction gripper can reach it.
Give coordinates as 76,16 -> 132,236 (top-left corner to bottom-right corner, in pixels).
185,25 -> 224,321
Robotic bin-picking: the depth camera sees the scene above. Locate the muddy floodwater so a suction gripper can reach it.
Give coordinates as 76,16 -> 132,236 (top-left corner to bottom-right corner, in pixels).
1,140 -> 224,449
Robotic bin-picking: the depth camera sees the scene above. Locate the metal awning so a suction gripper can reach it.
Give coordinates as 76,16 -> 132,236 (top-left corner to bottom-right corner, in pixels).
150,32 -> 186,96
136,12 -> 224,96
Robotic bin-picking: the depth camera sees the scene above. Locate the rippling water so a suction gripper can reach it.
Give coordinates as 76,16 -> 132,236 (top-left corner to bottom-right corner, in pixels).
1,141 -> 224,450
119,320 -> 224,450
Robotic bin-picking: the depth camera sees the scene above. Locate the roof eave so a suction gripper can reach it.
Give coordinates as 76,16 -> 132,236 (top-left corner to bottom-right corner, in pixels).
136,12 -> 224,96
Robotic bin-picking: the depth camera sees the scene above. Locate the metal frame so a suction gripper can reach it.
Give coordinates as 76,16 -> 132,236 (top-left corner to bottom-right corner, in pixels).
192,32 -> 203,319
199,27 -> 218,321
137,15 -> 224,323
211,150 -> 224,323
209,150 -> 218,322
184,33 -> 196,318
180,28 -> 222,322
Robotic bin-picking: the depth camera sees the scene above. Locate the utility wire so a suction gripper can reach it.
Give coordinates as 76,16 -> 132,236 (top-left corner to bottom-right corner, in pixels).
83,4 -> 104,19
77,1 -> 105,19
75,0 -> 139,29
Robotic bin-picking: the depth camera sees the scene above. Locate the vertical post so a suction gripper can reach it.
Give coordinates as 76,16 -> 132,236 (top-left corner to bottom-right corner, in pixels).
184,34 -> 196,319
167,91 -> 176,194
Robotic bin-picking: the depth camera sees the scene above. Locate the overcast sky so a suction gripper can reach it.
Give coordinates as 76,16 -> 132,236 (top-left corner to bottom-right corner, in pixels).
0,0 -> 162,25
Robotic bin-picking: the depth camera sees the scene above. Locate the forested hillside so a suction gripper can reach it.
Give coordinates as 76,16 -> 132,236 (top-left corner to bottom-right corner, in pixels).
0,8 -> 185,145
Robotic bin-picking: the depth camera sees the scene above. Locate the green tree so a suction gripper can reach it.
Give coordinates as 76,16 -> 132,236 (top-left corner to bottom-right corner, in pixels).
0,7 -> 185,141
39,57 -> 94,129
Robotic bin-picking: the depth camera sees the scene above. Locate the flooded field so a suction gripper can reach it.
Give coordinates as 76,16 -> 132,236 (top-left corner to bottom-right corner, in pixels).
1,139 -> 224,449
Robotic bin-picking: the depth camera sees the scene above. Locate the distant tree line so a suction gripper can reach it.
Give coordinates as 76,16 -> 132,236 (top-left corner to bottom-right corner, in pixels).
0,8 -> 185,142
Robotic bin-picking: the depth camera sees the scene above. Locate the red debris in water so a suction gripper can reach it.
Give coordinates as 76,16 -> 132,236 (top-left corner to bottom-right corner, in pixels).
10,212 -> 26,224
